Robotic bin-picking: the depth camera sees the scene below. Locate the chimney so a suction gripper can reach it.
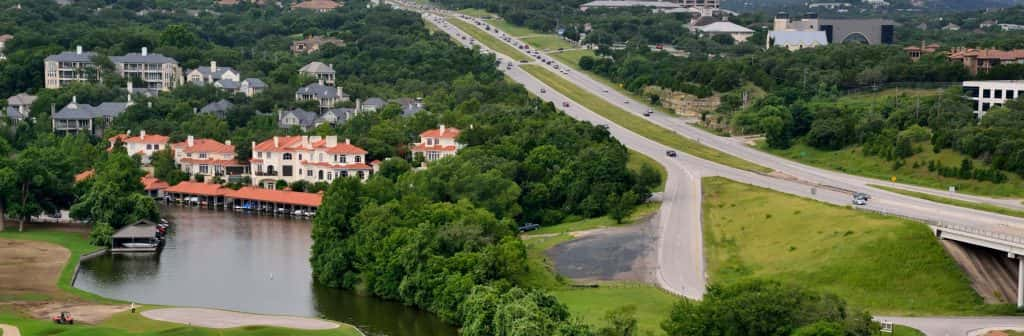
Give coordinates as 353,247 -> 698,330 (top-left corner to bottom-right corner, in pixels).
326,136 -> 337,147
210,60 -> 217,73
76,45 -> 83,55
141,47 -> 148,56
273,136 -> 279,148
345,138 -> 350,145
187,135 -> 194,147
147,101 -> 153,108
251,141 -> 256,153
329,63 -> 333,69
127,129 -> 132,136
318,79 -> 324,86
303,135 -> 310,145
225,140 -> 232,146
140,130 -> 146,140
193,107 -> 198,114
355,99 -> 361,112
440,124 -> 446,135
72,96 -> 77,104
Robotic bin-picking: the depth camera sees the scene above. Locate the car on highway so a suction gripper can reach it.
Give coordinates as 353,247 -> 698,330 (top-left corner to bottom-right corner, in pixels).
540,88 -> 546,93
853,198 -> 867,206
602,89 -> 609,93
853,192 -> 871,200
518,223 -> 540,232
666,150 -> 677,157
562,102 -> 570,108
643,111 -> 651,117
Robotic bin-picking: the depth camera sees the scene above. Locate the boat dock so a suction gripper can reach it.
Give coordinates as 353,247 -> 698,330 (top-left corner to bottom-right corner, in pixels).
111,220 -> 165,253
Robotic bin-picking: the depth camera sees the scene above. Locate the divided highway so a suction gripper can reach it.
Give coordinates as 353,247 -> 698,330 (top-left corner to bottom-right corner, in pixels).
396,3 -> 1024,333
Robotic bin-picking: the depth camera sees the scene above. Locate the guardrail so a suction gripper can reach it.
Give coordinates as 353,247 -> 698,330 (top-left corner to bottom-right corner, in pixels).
863,207 -> 1024,246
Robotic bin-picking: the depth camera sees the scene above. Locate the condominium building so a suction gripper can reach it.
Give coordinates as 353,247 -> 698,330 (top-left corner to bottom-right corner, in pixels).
949,48 -> 1024,75
411,125 -> 463,163
108,130 -> 169,164
172,136 -> 245,179
51,95 -> 132,136
249,135 -> 372,189
962,80 -> 1024,118
110,47 -> 182,91
43,46 -> 100,89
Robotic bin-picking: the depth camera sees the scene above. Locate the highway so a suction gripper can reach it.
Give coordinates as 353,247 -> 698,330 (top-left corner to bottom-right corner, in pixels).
397,3 -> 1024,333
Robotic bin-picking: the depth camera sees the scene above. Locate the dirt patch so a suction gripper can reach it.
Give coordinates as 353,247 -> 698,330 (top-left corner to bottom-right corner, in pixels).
942,240 -> 1018,304
545,213 -> 659,283
142,308 -> 339,330
19,302 -> 128,324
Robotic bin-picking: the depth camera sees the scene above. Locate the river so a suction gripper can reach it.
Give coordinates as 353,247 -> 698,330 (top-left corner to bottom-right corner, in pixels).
73,206 -> 457,336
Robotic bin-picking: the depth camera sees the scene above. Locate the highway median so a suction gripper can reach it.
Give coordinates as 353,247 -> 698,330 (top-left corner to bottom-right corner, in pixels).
447,17 -> 531,62
520,64 -> 771,173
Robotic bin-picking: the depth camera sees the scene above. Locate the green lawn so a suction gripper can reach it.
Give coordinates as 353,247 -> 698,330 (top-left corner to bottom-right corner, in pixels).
520,35 -> 574,51
447,18 -> 530,62
549,49 -> 594,68
529,202 -> 660,236
521,64 -> 770,173
871,184 -> 1024,218
553,285 -> 676,336
702,177 -> 1014,316
0,309 -> 362,336
760,141 -> 1024,198
628,150 -> 667,192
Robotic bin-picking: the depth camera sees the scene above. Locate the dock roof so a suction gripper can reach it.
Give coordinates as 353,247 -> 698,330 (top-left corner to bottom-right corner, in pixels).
112,220 -> 157,239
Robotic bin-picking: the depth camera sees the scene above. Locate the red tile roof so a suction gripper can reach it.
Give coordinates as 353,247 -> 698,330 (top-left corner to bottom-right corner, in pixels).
109,132 -> 169,144
173,138 -> 235,154
949,48 -> 1024,60
164,181 -> 230,196
411,144 -> 458,152
74,169 -> 94,183
226,186 -> 323,207
291,0 -> 341,10
253,136 -> 367,154
420,127 -> 461,139
141,175 -> 169,191
179,158 -> 244,166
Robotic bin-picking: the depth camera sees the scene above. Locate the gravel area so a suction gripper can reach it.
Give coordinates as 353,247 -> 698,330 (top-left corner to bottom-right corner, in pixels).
142,308 -> 340,330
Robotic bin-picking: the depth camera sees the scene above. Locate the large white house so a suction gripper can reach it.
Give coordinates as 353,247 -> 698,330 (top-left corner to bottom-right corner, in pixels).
110,47 -> 182,91
186,61 -> 240,85
43,46 -> 101,89
250,135 -> 373,189
108,130 -> 169,164
171,136 -> 243,179
963,80 -> 1024,118
411,125 -> 463,163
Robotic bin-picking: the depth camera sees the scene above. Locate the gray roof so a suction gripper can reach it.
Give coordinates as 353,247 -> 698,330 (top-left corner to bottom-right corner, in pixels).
279,108 -> 318,129
110,52 -> 177,65
769,31 -> 829,47
363,97 -> 386,107
7,93 -> 36,106
320,107 -> 355,124
191,65 -> 237,81
580,0 -> 683,8
6,106 -> 27,120
298,61 -> 335,74
241,78 -> 267,89
215,79 -> 239,90
53,101 -> 129,120
45,51 -> 98,63
200,99 -> 233,115
393,98 -> 423,117
112,220 -> 158,239
297,83 -> 344,99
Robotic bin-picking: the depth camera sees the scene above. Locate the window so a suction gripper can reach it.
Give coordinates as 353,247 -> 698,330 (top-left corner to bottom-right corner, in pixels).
334,155 -> 338,162
283,165 -> 293,177
267,165 -> 275,174
199,165 -> 209,174
357,171 -> 365,179
340,155 -> 347,163
341,171 -> 348,177
267,153 -> 272,160
983,102 -> 992,111
1010,91 -> 1017,100
283,153 -> 293,160
427,138 -> 433,145
355,156 -> 361,163
327,172 -> 333,180
199,153 -> 207,159
154,144 -> 159,150
258,152 -> 262,159
996,90 -> 1003,99
318,170 -> 324,180
146,144 -> 152,150
984,89 -> 991,98
307,170 -> 313,177
319,153 -> 324,162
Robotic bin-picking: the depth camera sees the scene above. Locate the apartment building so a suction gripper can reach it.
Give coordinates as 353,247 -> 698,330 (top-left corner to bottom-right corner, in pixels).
108,130 -> 169,164
962,80 -> 1024,118
172,136 -> 245,179
295,82 -> 349,112
949,48 -> 1024,75
51,96 -> 132,136
43,46 -> 100,89
110,47 -> 182,91
250,135 -> 372,189
411,125 -> 463,163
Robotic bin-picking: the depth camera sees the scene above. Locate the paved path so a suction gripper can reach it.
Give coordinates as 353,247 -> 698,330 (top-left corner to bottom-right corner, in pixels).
879,316 -> 1024,336
0,324 -> 21,336
142,308 -> 340,330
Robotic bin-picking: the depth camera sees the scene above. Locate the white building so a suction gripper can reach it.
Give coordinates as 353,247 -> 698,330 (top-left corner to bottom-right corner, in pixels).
108,130 -> 169,165
250,135 -> 373,189
171,136 -> 243,179
186,61 -> 240,84
110,47 -> 182,91
963,81 -> 1024,118
43,46 -> 100,89
411,125 -> 463,163
695,21 -> 754,43
767,31 -> 829,50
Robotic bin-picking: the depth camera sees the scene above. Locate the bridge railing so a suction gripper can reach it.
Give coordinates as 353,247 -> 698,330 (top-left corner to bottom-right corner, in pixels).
864,207 -> 1024,245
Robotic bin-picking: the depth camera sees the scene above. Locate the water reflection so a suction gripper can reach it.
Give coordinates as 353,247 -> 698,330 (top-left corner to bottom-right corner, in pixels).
74,206 -> 455,336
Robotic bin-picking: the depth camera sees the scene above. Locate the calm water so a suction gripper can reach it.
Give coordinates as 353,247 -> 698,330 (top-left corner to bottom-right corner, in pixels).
74,206 -> 456,336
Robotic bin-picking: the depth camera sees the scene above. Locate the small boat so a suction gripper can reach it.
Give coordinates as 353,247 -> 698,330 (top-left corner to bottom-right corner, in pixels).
122,242 -> 159,249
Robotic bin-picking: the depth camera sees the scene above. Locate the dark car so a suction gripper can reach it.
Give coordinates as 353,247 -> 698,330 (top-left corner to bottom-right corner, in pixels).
518,223 -> 540,232
666,150 -> 677,157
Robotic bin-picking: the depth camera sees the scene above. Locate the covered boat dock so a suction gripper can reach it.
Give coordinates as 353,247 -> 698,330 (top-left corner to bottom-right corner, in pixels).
111,219 -> 163,253
159,181 -> 323,218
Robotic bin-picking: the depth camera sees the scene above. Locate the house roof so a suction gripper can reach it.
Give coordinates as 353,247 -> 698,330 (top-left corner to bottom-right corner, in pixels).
74,169 -> 95,183
319,107 -> 355,124
141,175 -> 169,191
164,181 -> 230,196
768,31 -> 829,47
172,138 -> 235,154
299,61 -> 335,74
253,135 -> 367,155
227,186 -> 323,207
7,93 -> 36,106
45,50 -> 98,63
293,36 -> 345,49
110,52 -> 177,65
279,108 -> 318,128
190,65 -> 237,80
215,79 -> 239,90
53,101 -> 129,120
179,158 -> 243,166
6,106 -> 27,120
110,132 -> 169,144
411,144 -> 458,152
420,126 -> 461,139
112,220 -> 158,239
697,21 -> 753,33
363,97 -> 386,107
393,98 -> 423,117
291,0 -> 342,10
241,78 -> 267,89
296,83 -> 344,99
949,48 -> 1024,61
201,99 -> 234,114
0,34 -> 12,43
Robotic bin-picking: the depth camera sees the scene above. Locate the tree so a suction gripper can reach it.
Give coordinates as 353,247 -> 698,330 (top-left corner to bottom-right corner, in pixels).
579,56 -> 596,70
597,305 -> 638,336
71,151 -> 158,230
5,146 -> 73,231
152,148 -> 187,185
762,115 -> 790,149
160,24 -> 199,48
607,191 -> 639,224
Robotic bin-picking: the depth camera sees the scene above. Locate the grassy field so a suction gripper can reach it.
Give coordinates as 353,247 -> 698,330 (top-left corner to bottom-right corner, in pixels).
0,309 -> 362,336
760,141 -> 1024,198
0,229 -> 114,303
871,184 -> 1024,218
553,285 -> 676,336
520,35 -> 574,51
530,202 -> 660,236
628,150 -> 667,192
521,64 -> 770,173
447,18 -> 530,62
549,49 -> 594,68
702,176 -> 1015,316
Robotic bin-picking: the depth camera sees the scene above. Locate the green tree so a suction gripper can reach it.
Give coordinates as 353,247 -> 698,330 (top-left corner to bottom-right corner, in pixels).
762,115 -> 790,149
71,151 -> 158,230
4,146 -> 74,231
152,148 -> 187,185
607,190 -> 639,224
597,305 -> 638,336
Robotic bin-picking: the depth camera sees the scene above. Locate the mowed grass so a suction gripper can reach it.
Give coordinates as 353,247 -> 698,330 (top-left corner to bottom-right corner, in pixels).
760,141 -> 1024,198
549,49 -> 595,68
529,202 -> 660,236
871,184 -> 1024,218
520,35 -> 574,51
702,177 -> 1014,316
628,150 -> 667,192
0,228 -> 114,303
521,64 -> 770,173
553,285 -> 676,336
0,309 -> 363,336
447,18 -> 530,62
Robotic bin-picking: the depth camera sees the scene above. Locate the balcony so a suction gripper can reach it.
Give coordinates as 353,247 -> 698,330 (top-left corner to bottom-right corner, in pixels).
254,171 -> 278,177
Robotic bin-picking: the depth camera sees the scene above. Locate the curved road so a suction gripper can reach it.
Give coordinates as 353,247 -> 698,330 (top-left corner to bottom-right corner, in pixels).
399,4 -> 1024,334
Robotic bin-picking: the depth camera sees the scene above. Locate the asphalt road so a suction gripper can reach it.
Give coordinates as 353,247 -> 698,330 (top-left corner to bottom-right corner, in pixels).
402,4 -> 1024,334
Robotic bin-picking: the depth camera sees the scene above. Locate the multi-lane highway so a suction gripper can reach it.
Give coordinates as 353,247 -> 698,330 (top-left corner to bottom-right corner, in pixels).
396,2 -> 1024,333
